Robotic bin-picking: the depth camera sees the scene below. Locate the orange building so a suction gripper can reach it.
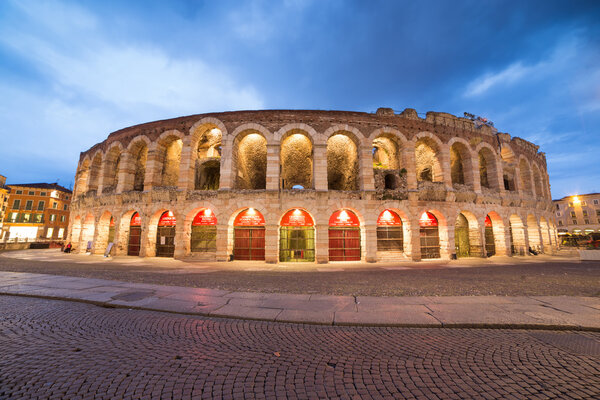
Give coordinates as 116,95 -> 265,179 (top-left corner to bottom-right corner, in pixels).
2,183 -> 72,242
0,174 -> 8,234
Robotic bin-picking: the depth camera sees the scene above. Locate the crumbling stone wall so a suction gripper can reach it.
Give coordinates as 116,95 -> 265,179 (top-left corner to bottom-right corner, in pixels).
327,133 -> 358,190
281,132 -> 312,189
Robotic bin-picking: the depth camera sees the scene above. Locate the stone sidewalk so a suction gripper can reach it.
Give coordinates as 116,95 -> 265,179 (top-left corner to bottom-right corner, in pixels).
0,270 -> 598,330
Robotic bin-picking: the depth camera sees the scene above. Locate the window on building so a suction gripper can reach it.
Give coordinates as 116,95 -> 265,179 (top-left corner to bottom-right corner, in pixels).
34,214 -> 43,223
46,228 -> 53,239
555,204 -> 560,210
594,199 -> 599,205
558,221 -> 563,226
556,212 -> 561,217
572,219 -> 577,224
28,191 -> 34,195
63,205 -> 68,211
58,228 -> 65,238
65,195 -> 69,200
596,210 -> 600,216
585,219 -> 590,224
583,210 -> 588,217
570,211 -> 576,217
22,213 -> 31,223
60,215 -> 65,222
568,202 -> 573,207
37,201 -> 45,211
9,212 -> 18,222
52,202 -> 58,209
25,200 -> 33,210
15,190 -> 22,194
12,199 -> 20,209
50,214 -> 56,222
582,201 -> 587,206
40,192 -> 46,196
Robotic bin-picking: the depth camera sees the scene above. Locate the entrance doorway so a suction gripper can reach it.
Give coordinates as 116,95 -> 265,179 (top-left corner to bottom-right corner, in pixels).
156,211 -> 176,257
190,208 -> 217,253
455,213 -> 470,258
108,216 -> 115,244
279,209 -> 315,262
329,209 -> 361,261
128,212 -> 141,256
484,215 -> 495,256
233,208 -> 265,260
420,212 -> 440,259
376,209 -> 403,252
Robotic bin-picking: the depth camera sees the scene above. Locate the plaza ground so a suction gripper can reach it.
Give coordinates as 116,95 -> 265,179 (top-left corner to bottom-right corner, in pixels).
0,249 -> 598,297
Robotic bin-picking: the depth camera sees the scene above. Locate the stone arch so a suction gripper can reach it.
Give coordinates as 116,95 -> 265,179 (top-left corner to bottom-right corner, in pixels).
453,210 -> 482,257
374,204 -> 412,259
527,214 -> 541,252
476,143 -> 499,190
147,208 -> 180,257
500,145 -> 517,191
227,207 -> 267,261
414,133 -> 443,183
328,207 -> 364,261
155,130 -> 184,188
371,130 -> 407,192
519,157 -> 533,195
485,211 -> 506,256
190,123 -> 223,191
117,209 -> 141,256
509,214 -> 526,255
183,204 -> 220,257
74,158 -> 91,196
79,213 -> 95,252
417,209 -> 448,259
95,211 -> 113,254
275,123 -> 320,144
231,130 -> 267,190
230,123 -> 274,144
127,137 -> 150,192
102,143 -> 123,194
327,131 -> 360,190
87,151 -> 103,193
448,139 -> 474,188
280,130 -> 314,189
540,216 -> 551,250
323,124 -> 366,145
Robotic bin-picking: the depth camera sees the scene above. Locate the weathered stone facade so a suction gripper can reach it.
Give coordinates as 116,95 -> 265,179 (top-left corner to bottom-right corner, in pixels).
67,108 -> 557,262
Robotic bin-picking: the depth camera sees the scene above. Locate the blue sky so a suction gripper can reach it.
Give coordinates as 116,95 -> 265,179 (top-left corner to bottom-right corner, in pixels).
0,0 -> 598,199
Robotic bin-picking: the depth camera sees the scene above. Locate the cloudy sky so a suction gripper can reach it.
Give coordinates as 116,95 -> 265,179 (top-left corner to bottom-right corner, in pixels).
0,0 -> 598,198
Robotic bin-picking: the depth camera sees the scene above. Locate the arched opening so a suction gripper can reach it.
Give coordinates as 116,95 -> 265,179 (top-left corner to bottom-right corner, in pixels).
373,135 -> 405,191
420,212 -> 440,259
540,217 -> 551,250
455,213 -> 470,257
500,146 -> 516,191
190,208 -> 217,253
128,212 -> 142,256
478,148 -> 497,190
80,214 -> 95,253
484,215 -> 495,256
233,132 -> 267,189
527,214 -> 541,253
87,153 -> 102,194
102,147 -> 121,194
384,174 -> 396,189
377,209 -> 403,253
509,215 -> 526,255
233,208 -> 266,260
519,159 -> 532,195
415,138 -> 442,183
327,133 -> 359,190
281,132 -> 313,189
450,142 -> 473,188
75,161 -> 90,196
195,128 -> 222,190
156,211 -> 176,257
279,209 -> 315,262
95,211 -> 113,254
130,141 -> 148,192
158,137 -> 183,187
329,209 -> 361,261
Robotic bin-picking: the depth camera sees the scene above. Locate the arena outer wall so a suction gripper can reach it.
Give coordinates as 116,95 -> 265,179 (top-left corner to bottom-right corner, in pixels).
67,108 -> 557,263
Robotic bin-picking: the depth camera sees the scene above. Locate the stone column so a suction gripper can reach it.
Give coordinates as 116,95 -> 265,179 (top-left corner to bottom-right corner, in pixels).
439,144 -> 453,189
360,146 -> 375,191
410,216 -> 421,261
313,144 -> 328,191
178,136 -> 194,190
215,224 -> 229,261
218,138 -> 234,190
143,143 -> 160,191
495,158 -> 506,194
470,155 -> 482,193
141,216 -> 153,257
264,223 -> 278,263
315,223 -> 329,263
173,221 -> 187,258
116,150 -> 133,194
266,144 -> 280,191
364,222 -> 377,262
403,143 -> 418,191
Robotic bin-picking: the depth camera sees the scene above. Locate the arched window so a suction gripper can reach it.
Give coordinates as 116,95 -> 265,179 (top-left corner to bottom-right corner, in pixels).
327,133 -> 359,190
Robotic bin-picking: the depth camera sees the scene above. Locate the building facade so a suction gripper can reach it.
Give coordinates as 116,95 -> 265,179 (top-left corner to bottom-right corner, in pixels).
68,108 -> 557,262
553,193 -> 600,235
0,174 -> 8,238
3,183 -> 72,242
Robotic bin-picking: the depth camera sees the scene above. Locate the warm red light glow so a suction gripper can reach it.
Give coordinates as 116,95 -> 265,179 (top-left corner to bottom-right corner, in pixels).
158,211 -> 177,226
234,208 -> 265,226
377,209 -> 402,226
192,208 -> 217,226
280,209 -> 314,226
130,212 -> 141,226
329,209 -> 360,227
419,212 -> 438,227
485,215 -> 492,227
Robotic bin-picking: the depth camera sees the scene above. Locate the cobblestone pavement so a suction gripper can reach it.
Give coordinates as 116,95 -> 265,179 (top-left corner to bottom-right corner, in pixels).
1,296 -> 599,399
1,250 -> 599,296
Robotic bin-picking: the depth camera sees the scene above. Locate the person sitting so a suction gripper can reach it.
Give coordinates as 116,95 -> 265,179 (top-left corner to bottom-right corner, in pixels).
64,243 -> 72,253
528,246 -> 538,255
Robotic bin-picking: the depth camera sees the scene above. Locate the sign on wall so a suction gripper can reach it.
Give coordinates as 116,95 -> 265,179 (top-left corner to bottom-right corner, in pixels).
158,211 -> 176,226
329,209 -> 360,227
419,212 -> 438,227
130,212 -> 141,226
234,208 -> 265,226
377,209 -> 403,226
280,209 -> 314,227
192,209 -> 217,226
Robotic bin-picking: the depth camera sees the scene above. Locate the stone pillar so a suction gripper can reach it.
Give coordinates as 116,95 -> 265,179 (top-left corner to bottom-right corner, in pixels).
264,224 -> 278,263
495,158 -> 506,194
444,221 -> 454,260
315,223 -> 329,263
143,144 -> 160,191
314,144 -> 328,191
470,155 -> 482,193
96,162 -> 106,196
173,221 -> 187,258
403,144 -> 418,191
266,144 -> 280,191
178,136 -> 194,190
141,217 -> 153,257
116,150 -> 134,194
364,222 -> 377,262
410,216 -> 421,261
91,218 -> 106,255
215,224 -> 229,261
360,146 -> 375,191
439,144 -> 453,189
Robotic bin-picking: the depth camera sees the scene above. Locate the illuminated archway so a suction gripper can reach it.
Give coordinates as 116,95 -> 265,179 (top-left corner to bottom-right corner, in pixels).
233,208 -> 266,260
420,212 -> 440,259
190,208 -> 217,253
279,209 -> 315,262
329,209 -> 361,261
156,211 -> 176,257
376,209 -> 403,252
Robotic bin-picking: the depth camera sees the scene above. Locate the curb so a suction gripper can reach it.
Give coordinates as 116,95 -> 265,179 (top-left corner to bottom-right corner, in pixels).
2,292 -> 598,332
